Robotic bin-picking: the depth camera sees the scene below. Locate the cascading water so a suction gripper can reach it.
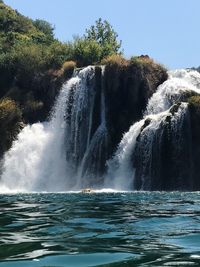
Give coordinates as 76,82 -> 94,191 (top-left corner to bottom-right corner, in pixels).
133,102 -> 192,190
1,67 -> 200,192
0,66 -> 107,192
106,69 -> 200,190
76,81 -> 108,188
146,69 -> 200,115
0,76 -> 74,192
65,66 -> 108,188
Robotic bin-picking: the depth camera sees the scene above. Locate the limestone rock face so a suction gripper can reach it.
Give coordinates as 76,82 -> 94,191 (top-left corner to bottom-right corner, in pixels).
103,61 -> 168,159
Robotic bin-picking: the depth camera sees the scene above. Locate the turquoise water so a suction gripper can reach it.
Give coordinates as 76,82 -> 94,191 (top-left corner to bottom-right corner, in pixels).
0,192 -> 200,266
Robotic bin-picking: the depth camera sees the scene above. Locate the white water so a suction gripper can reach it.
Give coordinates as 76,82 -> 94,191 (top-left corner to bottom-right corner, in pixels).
105,119 -> 145,190
135,102 -> 189,190
0,66 -> 108,192
0,67 -> 98,192
65,66 -> 96,169
76,66 -> 108,188
1,68 -> 200,192
146,69 -> 200,115
106,69 -> 200,190
0,78 -> 76,192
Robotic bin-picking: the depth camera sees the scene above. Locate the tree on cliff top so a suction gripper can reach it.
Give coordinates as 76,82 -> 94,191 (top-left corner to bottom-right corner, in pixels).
70,18 -> 122,66
84,18 -> 122,59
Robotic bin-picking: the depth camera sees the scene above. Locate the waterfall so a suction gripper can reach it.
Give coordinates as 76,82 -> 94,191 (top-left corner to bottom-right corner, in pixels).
1,67 -> 200,192
0,77 -> 75,192
106,69 -> 200,190
105,119 -> 145,190
0,66 -> 106,192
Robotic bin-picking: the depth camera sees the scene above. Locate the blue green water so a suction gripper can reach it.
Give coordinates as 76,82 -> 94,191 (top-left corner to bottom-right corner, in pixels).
0,192 -> 200,266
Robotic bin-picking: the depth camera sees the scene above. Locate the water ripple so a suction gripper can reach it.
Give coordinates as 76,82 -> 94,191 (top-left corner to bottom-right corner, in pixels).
0,192 -> 200,266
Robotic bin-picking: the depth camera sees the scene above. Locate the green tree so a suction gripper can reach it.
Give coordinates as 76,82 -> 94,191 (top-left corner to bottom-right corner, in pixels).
70,36 -> 101,67
33,19 -> 54,38
84,18 -> 122,59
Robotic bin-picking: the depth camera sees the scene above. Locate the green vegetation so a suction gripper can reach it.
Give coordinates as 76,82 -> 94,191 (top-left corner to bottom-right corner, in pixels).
101,54 -> 128,67
130,55 -> 165,70
84,18 -> 122,60
0,1 -> 124,127
0,1 -> 76,128
61,60 -> 76,79
33,19 -> 54,40
0,1 -> 168,157
101,54 -> 167,73
69,37 -> 102,67
102,54 -> 168,86
0,98 -> 22,155
0,1 -> 125,155
66,19 -> 122,67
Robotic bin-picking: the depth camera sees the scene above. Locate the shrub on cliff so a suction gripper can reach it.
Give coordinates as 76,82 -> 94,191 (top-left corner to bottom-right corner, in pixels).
130,55 -> 168,88
101,54 -> 128,67
0,98 -> 22,156
102,55 -> 167,89
61,61 -> 76,79
130,55 -> 166,71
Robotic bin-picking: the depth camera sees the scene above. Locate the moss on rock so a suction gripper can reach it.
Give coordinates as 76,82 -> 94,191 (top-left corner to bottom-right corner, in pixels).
0,98 -> 23,157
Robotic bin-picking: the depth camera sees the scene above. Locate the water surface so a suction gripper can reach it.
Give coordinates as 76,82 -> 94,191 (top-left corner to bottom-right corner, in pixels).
0,192 -> 200,266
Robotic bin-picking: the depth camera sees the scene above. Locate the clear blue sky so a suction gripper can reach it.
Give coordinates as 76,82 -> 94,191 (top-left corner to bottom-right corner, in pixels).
4,0 -> 200,69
